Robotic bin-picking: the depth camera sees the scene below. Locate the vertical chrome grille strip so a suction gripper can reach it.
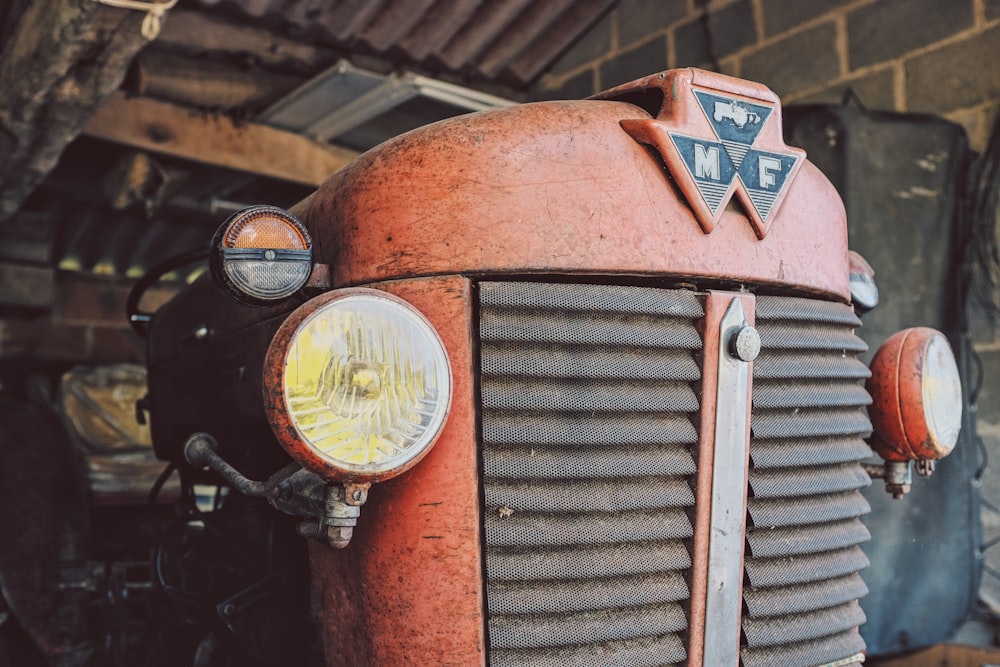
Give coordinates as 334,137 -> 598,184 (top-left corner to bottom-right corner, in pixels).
703,296 -> 754,666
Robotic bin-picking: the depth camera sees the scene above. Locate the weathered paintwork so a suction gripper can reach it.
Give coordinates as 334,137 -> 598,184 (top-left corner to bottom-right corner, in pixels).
867,327 -> 959,462
146,68 -> 856,666
296,68 -> 849,301
307,276 -> 486,667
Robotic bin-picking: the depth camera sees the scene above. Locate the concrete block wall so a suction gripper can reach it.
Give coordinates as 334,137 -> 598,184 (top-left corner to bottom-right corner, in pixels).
534,0 -> 1000,152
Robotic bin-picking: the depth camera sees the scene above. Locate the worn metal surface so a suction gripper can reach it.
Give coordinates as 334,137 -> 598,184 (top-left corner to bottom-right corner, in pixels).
703,295 -> 754,667
143,68 -> 865,665
740,295 -> 873,667
299,69 -> 849,301
867,327 -> 959,462
308,276 -> 485,666
194,0 -> 615,86
478,281 -> 702,666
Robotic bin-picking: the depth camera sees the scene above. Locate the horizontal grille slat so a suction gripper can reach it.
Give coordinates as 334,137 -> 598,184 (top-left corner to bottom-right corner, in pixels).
483,412 -> 698,446
489,634 -> 686,667
483,445 -> 696,480
479,282 -> 701,667
486,541 -> 692,582
481,378 -> 699,412
480,311 -> 703,348
745,546 -> 871,589
740,629 -> 867,667
482,343 -> 701,381
752,381 -> 872,409
489,572 -> 688,615
485,509 -> 693,547
744,573 -> 869,618
489,603 -> 687,649
743,600 -> 866,648
480,281 -> 705,317
756,295 -> 862,326
757,324 -> 868,352
750,437 -> 872,469
749,463 -> 871,498
748,490 -> 871,528
747,518 -> 871,559
753,353 -> 871,381
751,408 -> 873,440
486,477 -> 694,513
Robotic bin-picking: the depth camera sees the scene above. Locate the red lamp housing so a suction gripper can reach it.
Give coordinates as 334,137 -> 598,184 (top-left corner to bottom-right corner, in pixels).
866,327 -> 962,462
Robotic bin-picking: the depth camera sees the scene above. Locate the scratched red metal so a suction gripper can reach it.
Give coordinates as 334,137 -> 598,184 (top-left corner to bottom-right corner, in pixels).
308,276 -> 485,666
867,327 -> 956,462
299,67 -> 849,302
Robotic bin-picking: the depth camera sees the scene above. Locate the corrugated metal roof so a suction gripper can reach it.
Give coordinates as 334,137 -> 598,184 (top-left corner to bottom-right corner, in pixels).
194,0 -> 616,86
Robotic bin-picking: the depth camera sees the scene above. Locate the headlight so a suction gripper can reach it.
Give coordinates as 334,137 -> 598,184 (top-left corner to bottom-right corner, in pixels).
867,327 -> 962,462
263,288 -> 451,483
210,205 -> 313,304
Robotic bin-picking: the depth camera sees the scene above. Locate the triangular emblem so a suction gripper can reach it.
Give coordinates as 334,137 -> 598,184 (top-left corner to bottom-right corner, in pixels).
694,91 -> 772,168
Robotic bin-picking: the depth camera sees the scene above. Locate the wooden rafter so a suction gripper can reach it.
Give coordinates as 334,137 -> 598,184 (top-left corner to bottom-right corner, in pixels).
84,93 -> 358,186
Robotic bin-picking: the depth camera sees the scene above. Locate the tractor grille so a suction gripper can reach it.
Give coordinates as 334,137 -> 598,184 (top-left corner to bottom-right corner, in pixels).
477,282 -> 873,667
741,296 -> 873,667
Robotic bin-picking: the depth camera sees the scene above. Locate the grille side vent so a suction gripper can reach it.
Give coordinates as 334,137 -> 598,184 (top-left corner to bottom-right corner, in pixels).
478,282 -> 703,667
742,295 -> 874,667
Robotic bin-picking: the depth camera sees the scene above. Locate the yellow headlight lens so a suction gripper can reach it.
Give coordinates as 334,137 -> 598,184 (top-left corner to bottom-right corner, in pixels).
269,289 -> 451,481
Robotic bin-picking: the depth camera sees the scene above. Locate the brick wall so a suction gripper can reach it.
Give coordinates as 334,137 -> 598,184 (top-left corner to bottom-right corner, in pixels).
534,0 -> 1000,151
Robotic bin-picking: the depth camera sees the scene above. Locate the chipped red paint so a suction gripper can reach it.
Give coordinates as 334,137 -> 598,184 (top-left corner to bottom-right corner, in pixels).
308,276 -> 486,666
298,68 -> 849,302
867,327 -> 958,462
148,68 -> 857,666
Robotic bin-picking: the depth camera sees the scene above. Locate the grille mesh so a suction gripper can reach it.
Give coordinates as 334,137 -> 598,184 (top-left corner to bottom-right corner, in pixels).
477,284 -> 874,667
478,282 -> 701,667
742,295 -> 873,666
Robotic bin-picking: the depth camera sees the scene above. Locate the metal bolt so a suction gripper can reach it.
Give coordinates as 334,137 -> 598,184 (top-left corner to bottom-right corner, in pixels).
730,325 -> 761,362
352,489 -> 364,502
264,249 -> 276,261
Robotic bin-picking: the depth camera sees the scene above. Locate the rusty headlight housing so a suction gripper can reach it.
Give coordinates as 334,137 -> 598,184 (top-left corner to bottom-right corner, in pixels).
263,288 -> 451,483
867,327 -> 962,462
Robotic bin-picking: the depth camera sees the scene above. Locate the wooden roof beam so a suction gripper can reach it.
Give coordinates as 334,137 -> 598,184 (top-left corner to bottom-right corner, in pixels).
84,92 -> 359,187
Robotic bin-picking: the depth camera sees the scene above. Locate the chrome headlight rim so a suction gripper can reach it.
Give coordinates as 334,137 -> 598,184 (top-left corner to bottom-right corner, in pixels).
263,287 -> 452,483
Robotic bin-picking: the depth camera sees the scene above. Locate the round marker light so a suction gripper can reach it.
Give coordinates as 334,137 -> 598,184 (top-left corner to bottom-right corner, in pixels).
210,205 -> 313,304
867,327 -> 962,462
263,289 -> 451,483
